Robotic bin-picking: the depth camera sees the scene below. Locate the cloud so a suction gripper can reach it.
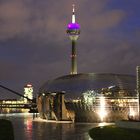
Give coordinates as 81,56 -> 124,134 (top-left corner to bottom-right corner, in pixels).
89,10 -> 125,31
0,0 -> 31,40
0,0 -> 140,98
0,0 -> 125,42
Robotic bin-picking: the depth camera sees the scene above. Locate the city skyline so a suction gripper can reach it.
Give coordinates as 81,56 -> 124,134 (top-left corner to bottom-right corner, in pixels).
0,0 -> 140,98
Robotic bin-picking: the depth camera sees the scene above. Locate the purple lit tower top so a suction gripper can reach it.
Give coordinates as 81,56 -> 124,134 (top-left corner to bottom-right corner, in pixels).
67,4 -> 80,40
67,23 -> 80,30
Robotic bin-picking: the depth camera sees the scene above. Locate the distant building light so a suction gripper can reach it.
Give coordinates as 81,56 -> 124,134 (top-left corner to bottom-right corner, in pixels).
51,93 -> 56,96
25,84 -> 32,87
108,85 -> 116,89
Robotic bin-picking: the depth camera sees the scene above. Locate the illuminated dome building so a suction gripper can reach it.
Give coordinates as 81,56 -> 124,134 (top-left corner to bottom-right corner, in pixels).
38,73 -> 137,122
39,73 -> 136,99
37,5 -> 138,122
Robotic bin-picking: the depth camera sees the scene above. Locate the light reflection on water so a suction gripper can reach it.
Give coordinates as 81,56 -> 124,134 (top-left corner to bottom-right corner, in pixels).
0,113 -> 112,140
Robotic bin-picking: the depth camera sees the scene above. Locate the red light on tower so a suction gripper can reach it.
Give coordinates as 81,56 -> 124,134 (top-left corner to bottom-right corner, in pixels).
27,84 -> 32,87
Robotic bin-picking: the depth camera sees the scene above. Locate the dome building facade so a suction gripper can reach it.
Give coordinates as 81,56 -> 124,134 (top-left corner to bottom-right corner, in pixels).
39,73 -> 136,99
38,73 -> 137,122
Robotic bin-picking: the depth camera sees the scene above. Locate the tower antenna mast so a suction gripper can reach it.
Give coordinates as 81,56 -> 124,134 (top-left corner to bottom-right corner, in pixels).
72,4 -> 75,23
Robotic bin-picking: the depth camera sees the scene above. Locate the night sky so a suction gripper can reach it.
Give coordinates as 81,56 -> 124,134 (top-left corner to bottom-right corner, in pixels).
0,0 -> 140,98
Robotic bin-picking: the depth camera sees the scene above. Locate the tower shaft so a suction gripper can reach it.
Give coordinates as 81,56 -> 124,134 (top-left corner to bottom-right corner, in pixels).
71,40 -> 77,74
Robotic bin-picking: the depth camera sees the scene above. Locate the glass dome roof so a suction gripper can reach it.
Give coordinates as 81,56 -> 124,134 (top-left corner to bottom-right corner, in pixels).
39,73 -> 136,99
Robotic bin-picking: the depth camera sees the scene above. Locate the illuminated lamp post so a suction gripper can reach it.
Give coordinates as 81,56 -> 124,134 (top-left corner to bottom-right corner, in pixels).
67,4 -> 80,75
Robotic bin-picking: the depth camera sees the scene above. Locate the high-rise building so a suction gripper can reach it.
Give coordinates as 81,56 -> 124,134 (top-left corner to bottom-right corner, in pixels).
24,84 -> 33,103
136,66 -> 140,95
136,66 -> 140,119
67,5 -> 80,75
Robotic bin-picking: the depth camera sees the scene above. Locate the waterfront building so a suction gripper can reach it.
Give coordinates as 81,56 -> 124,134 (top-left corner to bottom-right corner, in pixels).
38,73 -> 137,122
24,84 -> 33,103
136,66 -> 140,119
0,84 -> 34,113
0,99 -> 29,113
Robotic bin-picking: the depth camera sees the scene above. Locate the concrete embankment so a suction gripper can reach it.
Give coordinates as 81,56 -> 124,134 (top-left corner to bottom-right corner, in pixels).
116,120 -> 140,130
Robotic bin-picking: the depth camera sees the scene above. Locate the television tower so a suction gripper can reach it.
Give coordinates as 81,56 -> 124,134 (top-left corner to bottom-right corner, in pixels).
67,4 -> 80,75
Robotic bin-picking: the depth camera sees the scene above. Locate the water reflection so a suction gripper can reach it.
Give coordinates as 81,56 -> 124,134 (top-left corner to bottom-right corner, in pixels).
32,121 -> 94,140
24,118 -> 33,140
0,113 -> 112,140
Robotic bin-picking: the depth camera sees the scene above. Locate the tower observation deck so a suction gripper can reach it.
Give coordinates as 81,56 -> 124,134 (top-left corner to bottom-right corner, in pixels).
67,4 -> 80,75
